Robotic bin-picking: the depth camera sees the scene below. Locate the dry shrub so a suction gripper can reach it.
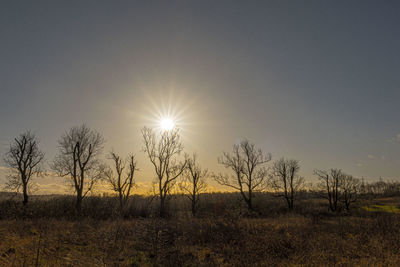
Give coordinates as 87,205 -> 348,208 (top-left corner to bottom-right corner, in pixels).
0,194 -> 399,265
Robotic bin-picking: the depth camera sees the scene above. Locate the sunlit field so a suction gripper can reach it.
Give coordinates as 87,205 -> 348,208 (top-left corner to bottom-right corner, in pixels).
0,192 -> 399,266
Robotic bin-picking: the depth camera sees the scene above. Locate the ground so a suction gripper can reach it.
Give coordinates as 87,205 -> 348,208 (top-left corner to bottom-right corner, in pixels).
0,195 -> 399,266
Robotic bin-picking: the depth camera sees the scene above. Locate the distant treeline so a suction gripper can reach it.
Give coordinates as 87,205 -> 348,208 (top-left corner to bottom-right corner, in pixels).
359,179 -> 400,196
1,124 -> 399,218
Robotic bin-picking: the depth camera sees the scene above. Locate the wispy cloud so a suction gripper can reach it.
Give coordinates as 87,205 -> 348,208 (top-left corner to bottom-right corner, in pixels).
387,133 -> 400,143
366,154 -> 387,161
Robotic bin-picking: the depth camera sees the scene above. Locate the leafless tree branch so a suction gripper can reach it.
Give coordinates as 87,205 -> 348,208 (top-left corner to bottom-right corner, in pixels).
52,124 -> 105,213
3,131 -> 44,205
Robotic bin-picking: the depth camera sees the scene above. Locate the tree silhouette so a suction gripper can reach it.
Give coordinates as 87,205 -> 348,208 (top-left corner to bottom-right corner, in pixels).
3,131 -> 44,206
314,169 -> 344,212
270,158 -> 304,210
52,124 -> 105,213
340,174 -> 360,211
142,127 -> 187,217
179,154 -> 208,216
214,138 -> 271,211
105,151 -> 138,214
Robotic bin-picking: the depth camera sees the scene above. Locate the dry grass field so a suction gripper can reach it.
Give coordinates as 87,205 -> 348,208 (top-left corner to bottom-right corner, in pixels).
0,194 -> 399,266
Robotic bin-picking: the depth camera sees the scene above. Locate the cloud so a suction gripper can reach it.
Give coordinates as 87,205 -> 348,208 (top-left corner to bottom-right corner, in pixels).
356,163 -> 363,167
388,133 -> 400,143
366,154 -> 387,161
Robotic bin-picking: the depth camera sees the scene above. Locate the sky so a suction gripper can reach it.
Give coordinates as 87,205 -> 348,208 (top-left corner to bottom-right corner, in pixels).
1,1 -> 400,194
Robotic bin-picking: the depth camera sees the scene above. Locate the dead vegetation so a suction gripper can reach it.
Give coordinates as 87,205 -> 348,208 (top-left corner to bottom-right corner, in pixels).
0,193 -> 399,266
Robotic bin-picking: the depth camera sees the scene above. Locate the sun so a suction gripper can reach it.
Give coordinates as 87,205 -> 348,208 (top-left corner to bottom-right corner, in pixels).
160,117 -> 175,131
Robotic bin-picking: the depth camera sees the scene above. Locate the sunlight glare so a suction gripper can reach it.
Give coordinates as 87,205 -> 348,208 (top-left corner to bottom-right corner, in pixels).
160,117 -> 175,131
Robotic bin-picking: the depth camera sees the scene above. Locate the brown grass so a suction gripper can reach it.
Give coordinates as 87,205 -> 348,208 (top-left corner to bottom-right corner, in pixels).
0,194 -> 399,266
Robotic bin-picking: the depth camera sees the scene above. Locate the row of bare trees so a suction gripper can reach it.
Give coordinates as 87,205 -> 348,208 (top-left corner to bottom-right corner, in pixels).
2,124 -> 382,217
213,139 -> 306,211
3,126 -> 114,213
1,126 -> 205,217
359,178 -> 400,196
314,169 -> 360,212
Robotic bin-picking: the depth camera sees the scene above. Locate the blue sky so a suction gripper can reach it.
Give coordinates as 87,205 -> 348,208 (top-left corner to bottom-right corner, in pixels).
1,1 -> 400,192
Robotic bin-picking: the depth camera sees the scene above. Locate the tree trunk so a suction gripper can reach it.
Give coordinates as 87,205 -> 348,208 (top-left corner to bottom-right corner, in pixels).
22,183 -> 28,206
247,198 -> 253,211
289,185 -> 294,210
287,197 -> 294,210
76,190 -> 82,214
328,193 -> 335,212
119,191 -> 124,212
191,198 -> 196,217
241,189 -> 253,211
345,199 -> 350,211
329,201 -> 335,212
160,195 -> 165,217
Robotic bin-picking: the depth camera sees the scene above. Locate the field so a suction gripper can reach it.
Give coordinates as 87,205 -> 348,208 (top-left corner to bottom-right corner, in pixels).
0,193 -> 399,266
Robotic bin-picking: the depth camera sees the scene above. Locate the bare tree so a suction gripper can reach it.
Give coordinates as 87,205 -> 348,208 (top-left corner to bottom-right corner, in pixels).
314,169 -> 343,212
340,174 -> 360,212
179,154 -> 208,216
214,139 -> 271,211
3,131 -> 44,205
52,124 -> 105,213
270,158 -> 304,210
362,177 -> 400,196
105,152 -> 138,213
142,127 -> 187,217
